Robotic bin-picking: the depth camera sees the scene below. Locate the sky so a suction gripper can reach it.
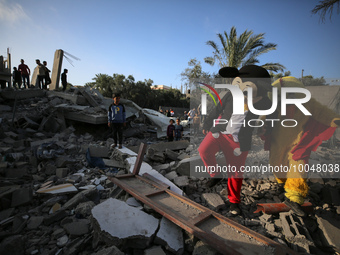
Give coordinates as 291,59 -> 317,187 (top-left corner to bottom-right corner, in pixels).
1,0 -> 340,89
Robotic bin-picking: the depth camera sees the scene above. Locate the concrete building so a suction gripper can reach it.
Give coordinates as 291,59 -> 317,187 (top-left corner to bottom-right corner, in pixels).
151,85 -> 171,90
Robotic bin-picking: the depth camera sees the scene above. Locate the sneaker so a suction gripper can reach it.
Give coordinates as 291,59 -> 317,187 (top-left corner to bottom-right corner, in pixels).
229,203 -> 241,216
118,144 -> 123,149
283,197 -> 306,217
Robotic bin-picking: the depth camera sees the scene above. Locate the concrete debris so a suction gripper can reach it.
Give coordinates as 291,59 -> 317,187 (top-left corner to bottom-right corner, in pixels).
155,217 -> 184,254
92,198 -> 159,248
201,193 -> 225,211
0,88 -> 339,255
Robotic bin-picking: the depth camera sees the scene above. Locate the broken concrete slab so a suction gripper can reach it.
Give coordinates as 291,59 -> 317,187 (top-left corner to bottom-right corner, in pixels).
0,235 -> 25,255
92,198 -> 159,248
164,148 -> 180,161
316,214 -> 340,251
165,171 -> 178,181
89,145 -> 109,158
63,220 -> 90,236
155,217 -> 184,254
27,216 -> 44,230
144,246 -> 166,255
11,188 -> 33,207
201,193 -> 225,211
93,245 -> 124,255
147,140 -> 189,153
174,176 -> 190,187
62,188 -> 98,210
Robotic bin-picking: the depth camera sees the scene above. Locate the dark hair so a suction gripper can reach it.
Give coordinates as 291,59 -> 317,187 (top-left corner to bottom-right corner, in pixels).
112,93 -> 121,98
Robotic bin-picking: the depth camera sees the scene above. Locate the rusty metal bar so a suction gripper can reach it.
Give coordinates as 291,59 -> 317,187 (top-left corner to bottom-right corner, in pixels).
254,202 -> 313,214
109,174 -> 298,255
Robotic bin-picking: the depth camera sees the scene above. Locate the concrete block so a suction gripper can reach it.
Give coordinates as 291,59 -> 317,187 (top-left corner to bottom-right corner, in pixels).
27,216 -> 44,230
93,246 -> 124,255
316,214 -> 340,250
89,145 -> 109,158
165,171 -> 178,181
11,188 -> 33,207
201,193 -> 225,211
148,140 -> 189,153
5,167 -> 27,178
56,168 -> 68,178
63,220 -> 90,236
174,176 -> 189,187
155,217 -> 184,254
164,149 -> 179,161
144,246 -> 166,255
92,198 -> 159,248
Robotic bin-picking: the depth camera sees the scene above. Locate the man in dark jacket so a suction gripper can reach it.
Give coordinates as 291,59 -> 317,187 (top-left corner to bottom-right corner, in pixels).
108,93 -> 126,149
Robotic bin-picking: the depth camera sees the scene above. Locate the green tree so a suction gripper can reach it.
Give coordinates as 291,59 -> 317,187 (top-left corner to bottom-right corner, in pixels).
204,26 -> 285,72
269,70 -> 291,81
300,75 -> 328,86
312,0 -> 340,22
181,58 -> 212,92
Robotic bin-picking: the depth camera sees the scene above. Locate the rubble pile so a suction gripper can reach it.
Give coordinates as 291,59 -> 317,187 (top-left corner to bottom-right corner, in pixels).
0,88 -> 340,255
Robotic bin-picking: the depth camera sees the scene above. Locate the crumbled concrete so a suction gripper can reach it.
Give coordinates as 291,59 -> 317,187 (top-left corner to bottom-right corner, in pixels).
155,217 -> 184,254
92,198 -> 159,248
11,188 -> 33,207
316,214 -> 340,250
144,246 -> 166,255
201,193 -> 225,211
174,176 -> 190,187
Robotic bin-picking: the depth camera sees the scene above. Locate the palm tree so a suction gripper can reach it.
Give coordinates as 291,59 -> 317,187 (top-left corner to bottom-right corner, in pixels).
312,0 -> 340,22
204,26 -> 285,72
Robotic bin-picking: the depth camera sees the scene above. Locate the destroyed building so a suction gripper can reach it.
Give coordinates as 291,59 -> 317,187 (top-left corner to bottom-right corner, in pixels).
0,86 -> 340,255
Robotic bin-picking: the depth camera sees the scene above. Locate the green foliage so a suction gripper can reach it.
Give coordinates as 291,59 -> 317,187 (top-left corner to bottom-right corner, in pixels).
300,75 -> 328,86
312,0 -> 340,22
85,73 -> 189,109
204,26 -> 285,72
269,70 -> 291,81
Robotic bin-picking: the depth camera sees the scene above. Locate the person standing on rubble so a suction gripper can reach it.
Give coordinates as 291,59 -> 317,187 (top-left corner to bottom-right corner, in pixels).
108,93 -> 126,149
12,67 -> 22,89
174,118 -> 183,141
61,69 -> 68,91
35,59 -> 45,89
18,59 -> 30,88
43,61 -> 51,89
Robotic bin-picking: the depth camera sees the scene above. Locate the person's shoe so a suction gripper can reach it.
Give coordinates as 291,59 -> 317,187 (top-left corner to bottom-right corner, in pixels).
118,144 -> 123,149
111,143 -> 117,149
229,203 -> 241,216
284,197 -> 306,217
205,178 -> 223,188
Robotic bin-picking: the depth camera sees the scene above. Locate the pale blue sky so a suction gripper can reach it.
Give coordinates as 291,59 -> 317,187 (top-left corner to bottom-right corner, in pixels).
1,0 -> 339,88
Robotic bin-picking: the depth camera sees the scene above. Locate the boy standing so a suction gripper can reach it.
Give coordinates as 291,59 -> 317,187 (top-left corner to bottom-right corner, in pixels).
108,93 -> 126,149
174,118 -> 183,141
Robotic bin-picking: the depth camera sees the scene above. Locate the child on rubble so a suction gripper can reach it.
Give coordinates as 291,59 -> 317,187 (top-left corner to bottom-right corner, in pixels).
174,118 -> 183,141
167,119 -> 175,142
108,93 -> 126,149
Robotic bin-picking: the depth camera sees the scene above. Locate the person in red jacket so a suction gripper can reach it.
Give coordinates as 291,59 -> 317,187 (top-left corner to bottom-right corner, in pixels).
18,59 -> 30,88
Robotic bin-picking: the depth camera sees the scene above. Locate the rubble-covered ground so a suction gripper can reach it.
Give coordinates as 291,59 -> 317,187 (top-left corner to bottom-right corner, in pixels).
0,88 -> 340,255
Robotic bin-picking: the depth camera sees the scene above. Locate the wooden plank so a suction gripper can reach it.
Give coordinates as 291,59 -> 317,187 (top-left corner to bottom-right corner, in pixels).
132,143 -> 147,175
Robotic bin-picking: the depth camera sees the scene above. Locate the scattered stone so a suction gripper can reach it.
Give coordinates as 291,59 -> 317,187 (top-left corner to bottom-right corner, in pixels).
174,176 -> 189,187
63,220 -> 90,236
201,193 -> 225,211
155,217 -> 184,254
92,198 -> 159,248
0,235 -> 24,255
43,209 -> 68,225
193,240 -> 219,255
62,188 -> 97,210
11,188 -> 33,207
125,197 -> 142,208
164,148 -> 180,161
27,216 -> 44,230
144,246 -> 166,255
93,245 -> 124,255
56,168 -> 69,178
75,201 -> 96,217
57,235 -> 69,247
316,214 -> 340,250
165,171 -> 178,181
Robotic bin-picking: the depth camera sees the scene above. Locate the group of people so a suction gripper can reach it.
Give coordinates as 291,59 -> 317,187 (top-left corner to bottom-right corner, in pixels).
11,59 -> 68,91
